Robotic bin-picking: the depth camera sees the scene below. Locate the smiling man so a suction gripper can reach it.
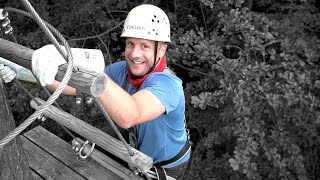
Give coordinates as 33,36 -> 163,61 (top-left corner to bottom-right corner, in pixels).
0,4 -> 191,180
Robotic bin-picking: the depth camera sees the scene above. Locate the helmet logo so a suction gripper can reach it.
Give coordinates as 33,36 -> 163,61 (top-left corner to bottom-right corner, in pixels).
126,25 -> 145,31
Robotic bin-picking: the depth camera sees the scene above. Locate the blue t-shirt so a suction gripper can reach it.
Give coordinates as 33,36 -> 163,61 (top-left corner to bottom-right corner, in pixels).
104,61 -> 190,168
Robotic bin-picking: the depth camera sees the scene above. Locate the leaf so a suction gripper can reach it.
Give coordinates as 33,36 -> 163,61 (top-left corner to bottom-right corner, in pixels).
229,158 -> 240,171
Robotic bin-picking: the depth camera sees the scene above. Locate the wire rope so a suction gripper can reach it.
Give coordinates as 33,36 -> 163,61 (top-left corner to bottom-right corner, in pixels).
0,0 -> 75,150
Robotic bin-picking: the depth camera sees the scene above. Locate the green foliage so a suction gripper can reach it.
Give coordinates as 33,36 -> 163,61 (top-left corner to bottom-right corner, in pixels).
168,1 -> 320,179
1,0 -> 320,179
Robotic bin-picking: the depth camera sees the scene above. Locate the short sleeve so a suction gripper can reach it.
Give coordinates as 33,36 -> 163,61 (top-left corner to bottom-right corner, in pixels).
142,73 -> 183,114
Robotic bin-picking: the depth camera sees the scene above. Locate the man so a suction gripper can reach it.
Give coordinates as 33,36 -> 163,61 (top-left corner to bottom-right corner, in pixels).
0,4 -> 191,180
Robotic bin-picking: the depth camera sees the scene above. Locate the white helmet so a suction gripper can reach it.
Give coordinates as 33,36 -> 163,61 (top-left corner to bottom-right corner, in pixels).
121,4 -> 171,43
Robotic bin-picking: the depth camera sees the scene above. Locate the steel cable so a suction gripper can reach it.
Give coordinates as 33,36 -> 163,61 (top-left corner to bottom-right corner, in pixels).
0,0 -> 75,150
1,4 -> 137,167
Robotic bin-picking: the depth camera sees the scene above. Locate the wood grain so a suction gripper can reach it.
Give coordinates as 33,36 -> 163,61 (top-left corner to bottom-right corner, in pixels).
30,98 -> 153,173
0,38 -> 107,96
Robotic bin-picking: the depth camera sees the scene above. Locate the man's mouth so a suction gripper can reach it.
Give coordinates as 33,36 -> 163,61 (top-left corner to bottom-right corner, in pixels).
132,60 -> 144,64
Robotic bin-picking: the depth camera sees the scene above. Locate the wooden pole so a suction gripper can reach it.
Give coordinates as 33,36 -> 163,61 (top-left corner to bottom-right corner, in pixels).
73,138 -> 145,180
0,38 -> 107,96
0,79 -> 34,180
30,98 -> 153,173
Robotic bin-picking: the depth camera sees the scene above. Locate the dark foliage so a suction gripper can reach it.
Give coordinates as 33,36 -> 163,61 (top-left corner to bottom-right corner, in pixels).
1,0 -> 320,179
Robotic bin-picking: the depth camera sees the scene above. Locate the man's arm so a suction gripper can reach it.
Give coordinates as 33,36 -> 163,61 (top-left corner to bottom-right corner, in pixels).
98,74 -> 166,129
47,80 -> 77,96
48,72 -> 166,129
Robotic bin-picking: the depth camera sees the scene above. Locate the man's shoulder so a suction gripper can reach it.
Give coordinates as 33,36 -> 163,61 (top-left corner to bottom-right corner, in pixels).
144,72 -> 183,92
105,61 -> 128,79
148,72 -> 182,84
109,60 -> 128,69
106,61 -> 127,73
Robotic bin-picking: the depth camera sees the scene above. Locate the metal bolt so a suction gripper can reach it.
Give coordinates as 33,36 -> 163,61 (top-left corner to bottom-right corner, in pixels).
85,96 -> 93,105
75,97 -> 83,105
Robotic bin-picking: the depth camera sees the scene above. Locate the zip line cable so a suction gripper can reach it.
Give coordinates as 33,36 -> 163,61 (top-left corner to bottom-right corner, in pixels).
1,3 -> 154,178
13,79 -> 77,140
0,0 -> 75,151
4,21 -> 78,140
1,6 -> 135,158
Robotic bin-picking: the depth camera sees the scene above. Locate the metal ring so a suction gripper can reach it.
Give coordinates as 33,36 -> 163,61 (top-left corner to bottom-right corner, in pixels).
78,140 -> 95,160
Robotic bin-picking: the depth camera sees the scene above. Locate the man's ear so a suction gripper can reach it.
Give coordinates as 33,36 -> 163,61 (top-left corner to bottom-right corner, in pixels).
158,43 -> 168,58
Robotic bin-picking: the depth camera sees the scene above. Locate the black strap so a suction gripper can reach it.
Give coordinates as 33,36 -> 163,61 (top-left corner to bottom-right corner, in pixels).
154,139 -> 191,167
150,166 -> 167,180
128,126 -> 138,149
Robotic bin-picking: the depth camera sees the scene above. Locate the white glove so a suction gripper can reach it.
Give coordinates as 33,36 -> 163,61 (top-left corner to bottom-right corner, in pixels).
0,57 -> 37,83
32,44 -> 105,86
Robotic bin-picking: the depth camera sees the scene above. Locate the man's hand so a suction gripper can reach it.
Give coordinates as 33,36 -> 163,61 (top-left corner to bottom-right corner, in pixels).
0,57 -> 37,83
0,64 -> 16,83
32,45 -> 105,86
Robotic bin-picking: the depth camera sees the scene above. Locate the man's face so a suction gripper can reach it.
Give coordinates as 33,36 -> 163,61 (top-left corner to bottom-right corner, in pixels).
125,37 -> 167,76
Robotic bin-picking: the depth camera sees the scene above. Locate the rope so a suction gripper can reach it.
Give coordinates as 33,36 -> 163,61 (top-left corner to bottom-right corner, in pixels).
3,7 -> 76,69
0,0 -> 75,150
3,11 -> 77,140
2,4 -> 136,166
3,6 -> 133,156
1,4 -> 152,179
5,7 -> 137,156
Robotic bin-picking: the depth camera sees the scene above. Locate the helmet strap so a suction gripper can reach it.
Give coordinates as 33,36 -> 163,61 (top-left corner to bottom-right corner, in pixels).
151,41 -> 160,71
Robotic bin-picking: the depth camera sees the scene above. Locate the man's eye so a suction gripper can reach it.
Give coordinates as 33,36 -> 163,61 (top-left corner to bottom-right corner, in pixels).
126,42 -> 133,46
143,45 -> 149,49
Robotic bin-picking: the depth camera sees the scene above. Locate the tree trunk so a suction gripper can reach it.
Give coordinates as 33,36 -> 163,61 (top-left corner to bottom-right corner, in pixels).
0,79 -> 33,180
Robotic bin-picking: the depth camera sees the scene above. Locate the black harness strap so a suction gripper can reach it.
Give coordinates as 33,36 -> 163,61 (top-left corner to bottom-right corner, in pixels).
151,166 -> 167,180
154,139 -> 191,167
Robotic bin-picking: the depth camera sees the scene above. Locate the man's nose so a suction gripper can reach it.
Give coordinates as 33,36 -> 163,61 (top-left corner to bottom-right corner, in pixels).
130,46 -> 142,58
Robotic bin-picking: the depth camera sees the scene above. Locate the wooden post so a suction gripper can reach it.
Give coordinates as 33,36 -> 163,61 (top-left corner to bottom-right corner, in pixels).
0,38 -> 107,96
30,98 -> 154,173
0,79 -> 33,180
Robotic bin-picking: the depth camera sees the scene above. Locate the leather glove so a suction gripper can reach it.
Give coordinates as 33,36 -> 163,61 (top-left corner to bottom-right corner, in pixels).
0,57 -> 37,83
32,45 -> 105,86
